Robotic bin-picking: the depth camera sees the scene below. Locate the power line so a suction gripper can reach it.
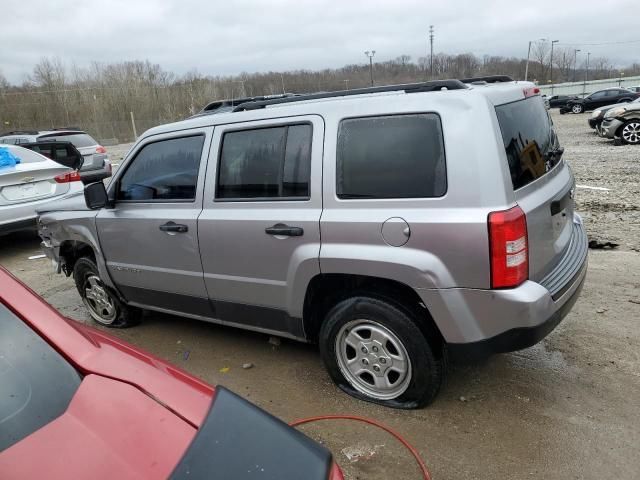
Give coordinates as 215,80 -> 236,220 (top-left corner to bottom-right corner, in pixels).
558,39 -> 640,47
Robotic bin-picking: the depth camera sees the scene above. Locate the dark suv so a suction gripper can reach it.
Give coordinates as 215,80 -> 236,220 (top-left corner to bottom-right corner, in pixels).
561,88 -> 640,114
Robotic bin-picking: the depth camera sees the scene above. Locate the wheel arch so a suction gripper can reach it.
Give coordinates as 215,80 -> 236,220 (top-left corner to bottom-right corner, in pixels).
302,273 -> 444,350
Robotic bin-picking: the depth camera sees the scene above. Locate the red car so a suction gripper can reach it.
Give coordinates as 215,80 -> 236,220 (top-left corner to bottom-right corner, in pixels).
0,267 -> 343,480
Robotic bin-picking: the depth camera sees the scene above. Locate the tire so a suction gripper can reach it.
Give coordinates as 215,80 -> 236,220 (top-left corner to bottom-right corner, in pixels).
319,296 -> 446,409
619,120 -> 640,145
571,104 -> 584,114
73,257 -> 141,328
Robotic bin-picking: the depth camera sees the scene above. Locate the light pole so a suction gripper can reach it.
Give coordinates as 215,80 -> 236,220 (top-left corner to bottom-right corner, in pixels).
364,51 -> 375,86
343,79 -> 350,90
619,71 -> 625,87
573,49 -> 580,82
549,39 -> 559,93
524,38 -> 546,82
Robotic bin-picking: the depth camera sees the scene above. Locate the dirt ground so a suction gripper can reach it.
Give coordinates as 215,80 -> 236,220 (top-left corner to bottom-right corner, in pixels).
1,111 -> 639,479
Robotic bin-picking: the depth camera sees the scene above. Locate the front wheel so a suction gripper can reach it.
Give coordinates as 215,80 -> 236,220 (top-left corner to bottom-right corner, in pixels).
620,120 -> 640,145
319,296 -> 446,409
73,257 -> 141,328
571,104 -> 584,114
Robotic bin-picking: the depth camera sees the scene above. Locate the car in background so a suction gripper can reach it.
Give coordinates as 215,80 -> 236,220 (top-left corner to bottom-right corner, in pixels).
560,88 -> 640,114
0,129 -> 111,178
600,102 -> 640,145
547,95 -> 578,108
0,144 -> 84,235
627,86 -> 640,93
589,97 -> 640,133
0,267 -> 343,480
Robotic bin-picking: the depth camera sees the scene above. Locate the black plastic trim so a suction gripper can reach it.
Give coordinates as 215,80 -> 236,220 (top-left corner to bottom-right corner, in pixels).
118,285 -> 214,318
0,218 -> 37,235
460,75 -> 514,83
171,387 -> 333,480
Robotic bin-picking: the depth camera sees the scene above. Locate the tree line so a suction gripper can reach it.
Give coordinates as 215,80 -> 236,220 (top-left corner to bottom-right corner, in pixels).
1,52 -> 638,143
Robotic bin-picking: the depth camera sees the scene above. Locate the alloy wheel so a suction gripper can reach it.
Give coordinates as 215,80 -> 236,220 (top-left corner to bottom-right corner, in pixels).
335,319 -> 412,400
622,122 -> 640,144
83,274 -> 117,325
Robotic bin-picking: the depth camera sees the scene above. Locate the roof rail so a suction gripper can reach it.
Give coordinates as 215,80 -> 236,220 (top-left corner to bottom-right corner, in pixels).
460,75 -> 514,84
0,130 -> 39,136
232,80 -> 467,112
50,127 -> 82,131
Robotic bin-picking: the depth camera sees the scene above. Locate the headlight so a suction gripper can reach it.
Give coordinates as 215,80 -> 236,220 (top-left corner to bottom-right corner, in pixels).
606,107 -> 626,118
591,109 -> 601,118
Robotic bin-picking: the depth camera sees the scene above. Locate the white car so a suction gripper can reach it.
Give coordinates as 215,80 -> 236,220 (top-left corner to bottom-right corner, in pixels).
0,144 -> 84,235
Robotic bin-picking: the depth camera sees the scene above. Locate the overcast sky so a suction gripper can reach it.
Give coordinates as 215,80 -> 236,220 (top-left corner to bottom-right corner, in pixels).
1,0 -> 638,83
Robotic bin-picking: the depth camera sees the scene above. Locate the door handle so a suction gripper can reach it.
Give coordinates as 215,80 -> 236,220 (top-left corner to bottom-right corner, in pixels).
159,221 -> 189,233
265,223 -> 304,237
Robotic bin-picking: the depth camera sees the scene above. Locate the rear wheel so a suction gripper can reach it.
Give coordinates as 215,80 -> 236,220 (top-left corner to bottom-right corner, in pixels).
319,296 -> 446,409
73,257 -> 140,328
620,120 -> 640,145
571,104 -> 584,114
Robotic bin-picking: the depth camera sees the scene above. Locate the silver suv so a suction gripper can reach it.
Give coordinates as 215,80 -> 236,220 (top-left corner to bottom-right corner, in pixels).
38,78 -> 588,408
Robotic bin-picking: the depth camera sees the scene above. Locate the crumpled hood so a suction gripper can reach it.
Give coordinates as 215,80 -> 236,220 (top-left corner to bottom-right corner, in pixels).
35,191 -> 88,214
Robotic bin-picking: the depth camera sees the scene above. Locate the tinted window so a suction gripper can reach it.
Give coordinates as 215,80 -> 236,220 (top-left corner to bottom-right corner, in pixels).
37,133 -> 97,148
496,97 -> 561,190
336,114 -> 446,199
217,124 -> 312,199
590,91 -> 606,99
0,303 -> 81,451
118,135 -> 204,201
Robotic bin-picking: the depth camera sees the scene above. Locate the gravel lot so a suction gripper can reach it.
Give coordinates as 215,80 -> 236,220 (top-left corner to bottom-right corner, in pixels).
1,111 -> 639,479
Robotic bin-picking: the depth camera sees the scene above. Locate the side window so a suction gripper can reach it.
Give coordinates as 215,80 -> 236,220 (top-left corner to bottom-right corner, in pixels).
216,124 -> 312,200
590,91 -> 606,99
336,114 -> 446,199
118,135 -> 204,201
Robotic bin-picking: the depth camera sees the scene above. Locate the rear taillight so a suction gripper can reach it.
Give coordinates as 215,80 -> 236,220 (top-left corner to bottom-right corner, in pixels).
488,206 -> 528,289
96,146 -> 107,154
54,171 -> 82,183
523,87 -> 540,97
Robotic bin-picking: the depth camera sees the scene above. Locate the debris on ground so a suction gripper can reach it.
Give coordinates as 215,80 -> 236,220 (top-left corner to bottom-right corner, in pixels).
183,350 -> 190,361
268,337 -> 281,347
459,396 -> 468,402
242,362 -> 254,369
588,240 -> 619,250
341,443 -> 385,463
596,308 -> 608,314
28,254 -> 46,260
219,367 -> 230,373
629,299 -> 640,305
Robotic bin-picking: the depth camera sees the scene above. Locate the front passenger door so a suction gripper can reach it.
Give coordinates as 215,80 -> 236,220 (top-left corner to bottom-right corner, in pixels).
96,130 -> 214,318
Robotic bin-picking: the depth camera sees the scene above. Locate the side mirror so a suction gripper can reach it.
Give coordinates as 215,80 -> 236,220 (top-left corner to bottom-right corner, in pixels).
21,141 -> 84,170
84,182 -> 108,210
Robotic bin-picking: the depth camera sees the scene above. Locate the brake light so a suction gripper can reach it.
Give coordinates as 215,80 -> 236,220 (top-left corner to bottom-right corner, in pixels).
523,87 -> 540,97
488,206 -> 528,288
96,146 -> 107,154
54,171 -> 82,183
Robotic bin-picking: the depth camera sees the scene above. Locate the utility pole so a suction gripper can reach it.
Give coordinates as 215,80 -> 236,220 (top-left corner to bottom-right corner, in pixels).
573,49 -> 580,82
343,79 -> 350,90
583,52 -> 591,96
364,51 -> 375,86
429,25 -> 434,80
549,39 -> 559,94
525,40 -> 533,81
280,74 -> 286,94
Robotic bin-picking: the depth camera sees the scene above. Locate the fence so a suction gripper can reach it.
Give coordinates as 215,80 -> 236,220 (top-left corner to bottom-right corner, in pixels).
538,75 -> 640,97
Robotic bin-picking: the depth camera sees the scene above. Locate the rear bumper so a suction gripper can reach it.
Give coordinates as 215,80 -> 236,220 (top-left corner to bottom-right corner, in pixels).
0,183 -> 83,236
420,215 -> 588,361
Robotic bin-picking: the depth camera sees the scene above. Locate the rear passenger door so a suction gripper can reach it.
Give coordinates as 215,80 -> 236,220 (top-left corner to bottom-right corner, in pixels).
198,116 -> 323,338
96,129 -> 213,318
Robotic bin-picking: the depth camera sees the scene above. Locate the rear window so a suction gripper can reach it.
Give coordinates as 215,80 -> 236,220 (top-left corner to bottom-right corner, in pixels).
37,133 -> 97,148
0,146 -> 47,164
495,97 -> 561,190
336,114 -> 447,199
0,303 -> 81,451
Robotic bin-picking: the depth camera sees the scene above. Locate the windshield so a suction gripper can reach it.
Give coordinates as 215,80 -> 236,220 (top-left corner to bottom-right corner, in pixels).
0,303 -> 81,451
495,96 -> 561,190
37,133 -> 97,148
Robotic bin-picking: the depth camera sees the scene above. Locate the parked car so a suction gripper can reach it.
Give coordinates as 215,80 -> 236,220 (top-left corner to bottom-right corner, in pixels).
38,77 -> 588,408
560,88 -> 639,114
0,144 -> 84,235
547,95 -> 578,108
0,129 -> 111,178
589,97 -> 640,133
0,267 -> 343,480
600,101 -> 640,144
627,86 -> 640,93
